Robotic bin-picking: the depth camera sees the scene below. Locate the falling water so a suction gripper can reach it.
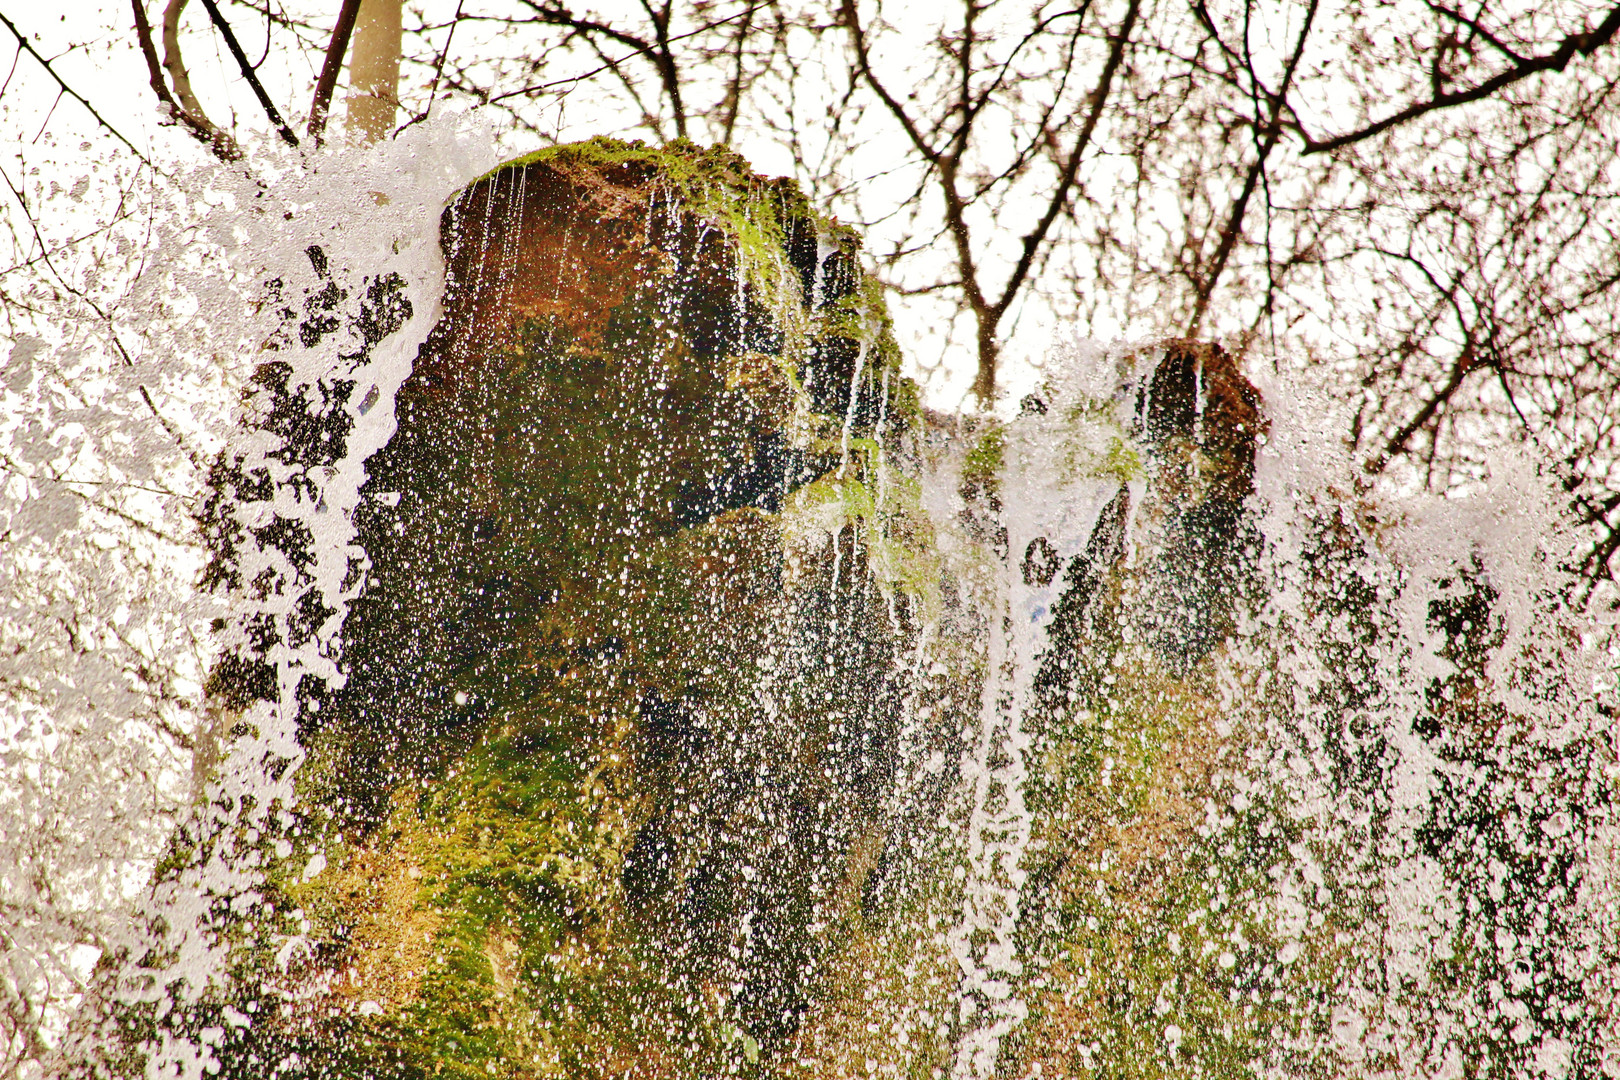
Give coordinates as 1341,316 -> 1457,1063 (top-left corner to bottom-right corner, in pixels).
48,135 -> 1614,1079
906,341 -> 1616,1079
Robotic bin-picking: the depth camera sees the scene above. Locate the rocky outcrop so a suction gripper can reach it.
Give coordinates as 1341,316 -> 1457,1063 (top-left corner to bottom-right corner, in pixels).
106,138 -> 1607,1080
287,139 -> 928,1074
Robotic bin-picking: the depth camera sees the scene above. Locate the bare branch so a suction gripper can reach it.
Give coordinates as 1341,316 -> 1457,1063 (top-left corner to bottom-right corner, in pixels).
161,0 -> 211,124
839,0 -> 942,161
396,0 -> 463,134
1426,0 -> 1528,64
196,0 -> 299,145
0,10 -> 157,168
992,0 -> 1139,326
1370,346 -> 1480,471
132,0 -> 238,157
308,0 -> 363,144
1187,0 -> 1320,334
1301,3 -> 1620,154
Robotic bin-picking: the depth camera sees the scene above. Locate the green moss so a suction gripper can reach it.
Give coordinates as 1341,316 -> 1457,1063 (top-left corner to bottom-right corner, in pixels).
962,424 -> 1007,491
255,137 -> 932,1077
1056,396 -> 1144,484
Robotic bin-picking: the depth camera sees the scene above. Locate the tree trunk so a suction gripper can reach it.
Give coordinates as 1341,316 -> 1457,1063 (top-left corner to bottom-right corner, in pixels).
345,0 -> 401,143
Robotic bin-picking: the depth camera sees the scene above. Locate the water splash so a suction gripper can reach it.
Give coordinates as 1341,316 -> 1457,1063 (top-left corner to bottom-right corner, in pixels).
39,138 -> 1614,1078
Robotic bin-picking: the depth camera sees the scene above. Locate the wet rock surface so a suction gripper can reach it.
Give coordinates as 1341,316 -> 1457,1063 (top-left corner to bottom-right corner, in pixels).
125,141 -> 1612,1080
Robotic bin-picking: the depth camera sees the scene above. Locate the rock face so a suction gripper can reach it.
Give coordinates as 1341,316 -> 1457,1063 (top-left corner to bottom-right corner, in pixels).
289,139 -> 929,1074
105,139 -> 1608,1080
176,146 -> 1280,1079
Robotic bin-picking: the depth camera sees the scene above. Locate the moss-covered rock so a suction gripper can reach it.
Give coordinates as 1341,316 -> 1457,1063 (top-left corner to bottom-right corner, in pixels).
106,140 -> 1610,1080
264,138 -> 930,1076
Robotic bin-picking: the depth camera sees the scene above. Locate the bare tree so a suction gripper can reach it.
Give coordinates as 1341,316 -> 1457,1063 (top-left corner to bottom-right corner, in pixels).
8,0 -> 1620,694
839,0 -> 1143,403
748,0 -> 1620,584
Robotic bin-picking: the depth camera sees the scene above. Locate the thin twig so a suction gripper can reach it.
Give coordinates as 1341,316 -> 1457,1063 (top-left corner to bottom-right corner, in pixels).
396,0 -> 463,134
0,11 -> 156,168
422,0 -> 464,105
196,0 -> 299,145
992,0 -> 1136,326
1372,348 -> 1479,472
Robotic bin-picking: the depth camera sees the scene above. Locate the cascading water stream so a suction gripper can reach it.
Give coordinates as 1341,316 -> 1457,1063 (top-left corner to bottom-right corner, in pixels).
50,135 -> 1612,1079
942,370 -> 1145,1078
947,576 -> 1035,1079
911,338 -> 1614,1079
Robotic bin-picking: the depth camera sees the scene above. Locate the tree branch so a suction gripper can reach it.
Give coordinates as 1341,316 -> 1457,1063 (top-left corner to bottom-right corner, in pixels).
396,0 -> 463,134
1369,346 -> 1479,472
515,1 -> 661,63
1186,0 -> 1319,334
196,0 -> 299,145
0,11 -> 157,168
140,0 -> 243,157
718,0 -> 756,145
161,0 -> 211,125
308,0 -> 362,144
1426,0 -> 1527,64
1301,3 -> 1620,154
991,0 -> 1138,326
844,0 -> 1004,398
839,0 -> 941,161
640,0 -> 688,138
1580,518 -> 1620,585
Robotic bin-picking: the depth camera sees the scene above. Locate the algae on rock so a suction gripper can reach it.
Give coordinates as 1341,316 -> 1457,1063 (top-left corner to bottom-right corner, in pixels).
109,140 -> 1612,1080
279,138 -> 933,1075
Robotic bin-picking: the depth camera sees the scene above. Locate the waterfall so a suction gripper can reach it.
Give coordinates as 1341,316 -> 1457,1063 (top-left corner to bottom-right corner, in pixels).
911,341 -> 1615,1079
48,136 -> 1612,1079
